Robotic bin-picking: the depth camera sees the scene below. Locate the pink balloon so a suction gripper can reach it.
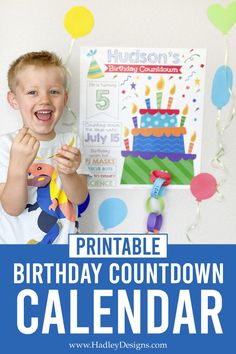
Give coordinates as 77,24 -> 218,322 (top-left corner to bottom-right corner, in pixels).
190,173 -> 217,202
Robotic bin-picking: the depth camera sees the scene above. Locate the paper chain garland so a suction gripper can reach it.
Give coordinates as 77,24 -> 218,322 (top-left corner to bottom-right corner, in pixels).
146,170 -> 171,234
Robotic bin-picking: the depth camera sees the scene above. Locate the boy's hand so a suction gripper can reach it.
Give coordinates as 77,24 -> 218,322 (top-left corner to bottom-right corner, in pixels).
10,127 -> 40,173
54,145 -> 81,175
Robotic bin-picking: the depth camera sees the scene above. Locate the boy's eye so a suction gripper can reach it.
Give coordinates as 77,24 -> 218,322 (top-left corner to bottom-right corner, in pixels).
50,90 -> 60,95
27,90 -> 37,95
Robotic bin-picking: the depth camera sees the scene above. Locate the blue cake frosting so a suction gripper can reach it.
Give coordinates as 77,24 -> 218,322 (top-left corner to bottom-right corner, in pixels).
140,112 -> 178,128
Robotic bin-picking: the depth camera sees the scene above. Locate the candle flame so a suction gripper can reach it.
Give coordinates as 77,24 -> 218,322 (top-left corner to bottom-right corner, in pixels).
190,132 -> 197,142
182,104 -> 189,115
124,126 -> 129,138
145,85 -> 150,96
156,76 -> 165,91
170,84 -> 176,95
132,103 -> 137,114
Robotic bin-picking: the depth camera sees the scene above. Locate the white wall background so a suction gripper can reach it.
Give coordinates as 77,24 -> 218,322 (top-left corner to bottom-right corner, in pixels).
0,0 -> 236,243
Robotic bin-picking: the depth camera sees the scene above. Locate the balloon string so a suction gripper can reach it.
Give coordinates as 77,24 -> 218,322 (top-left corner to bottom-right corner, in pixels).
222,34 -> 236,132
211,109 -> 227,195
211,109 -> 225,169
64,105 -> 78,133
215,183 -> 224,202
224,88 -> 236,131
64,38 -> 76,66
186,202 -> 200,243
224,34 -> 228,67
63,51 -> 78,132
96,227 -> 106,233
216,89 -> 236,198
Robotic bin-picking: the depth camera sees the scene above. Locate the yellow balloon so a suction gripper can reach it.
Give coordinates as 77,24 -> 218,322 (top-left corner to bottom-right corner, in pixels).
64,6 -> 94,39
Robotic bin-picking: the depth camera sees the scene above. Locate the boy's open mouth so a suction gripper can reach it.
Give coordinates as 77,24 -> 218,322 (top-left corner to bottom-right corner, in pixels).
34,110 -> 53,121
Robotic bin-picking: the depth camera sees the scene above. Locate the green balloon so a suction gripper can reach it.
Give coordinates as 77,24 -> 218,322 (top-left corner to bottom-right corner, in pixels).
207,2 -> 236,35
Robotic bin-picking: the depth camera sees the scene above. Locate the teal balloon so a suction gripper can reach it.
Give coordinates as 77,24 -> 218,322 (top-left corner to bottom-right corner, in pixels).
211,65 -> 233,109
98,198 -> 128,230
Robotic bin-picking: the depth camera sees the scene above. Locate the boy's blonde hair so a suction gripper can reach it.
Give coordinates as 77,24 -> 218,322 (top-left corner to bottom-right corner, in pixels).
8,50 -> 67,91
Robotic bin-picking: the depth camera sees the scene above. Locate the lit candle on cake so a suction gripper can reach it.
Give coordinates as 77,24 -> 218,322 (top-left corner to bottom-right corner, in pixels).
188,132 -> 196,153
167,84 -> 176,109
123,127 -> 130,151
180,104 -> 189,127
156,76 -> 165,108
132,103 -> 138,128
145,85 -> 151,109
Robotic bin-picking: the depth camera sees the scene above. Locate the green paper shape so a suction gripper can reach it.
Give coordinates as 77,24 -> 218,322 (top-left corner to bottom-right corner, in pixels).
207,1 -> 236,34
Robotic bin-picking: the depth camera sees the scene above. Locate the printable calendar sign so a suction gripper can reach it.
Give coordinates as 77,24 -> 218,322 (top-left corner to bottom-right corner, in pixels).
79,47 -> 206,189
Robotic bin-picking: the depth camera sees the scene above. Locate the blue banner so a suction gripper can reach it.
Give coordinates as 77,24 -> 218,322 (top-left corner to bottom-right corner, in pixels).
0,240 -> 235,354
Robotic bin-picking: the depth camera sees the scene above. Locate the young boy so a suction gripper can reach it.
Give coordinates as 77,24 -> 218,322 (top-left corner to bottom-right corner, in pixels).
0,51 -> 89,244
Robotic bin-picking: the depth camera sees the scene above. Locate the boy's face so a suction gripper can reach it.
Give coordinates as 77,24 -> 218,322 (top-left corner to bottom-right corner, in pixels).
8,65 -> 68,141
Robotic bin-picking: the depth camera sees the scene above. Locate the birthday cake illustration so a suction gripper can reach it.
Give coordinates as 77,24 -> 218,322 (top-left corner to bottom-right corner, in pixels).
121,80 -> 197,185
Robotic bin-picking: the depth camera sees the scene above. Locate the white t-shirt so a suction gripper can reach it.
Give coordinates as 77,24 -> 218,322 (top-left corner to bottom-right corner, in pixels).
0,131 -> 89,244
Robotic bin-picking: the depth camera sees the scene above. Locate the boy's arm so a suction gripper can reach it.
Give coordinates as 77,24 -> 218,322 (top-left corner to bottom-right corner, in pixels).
0,184 -> 5,201
54,144 -> 89,205
0,171 -> 28,216
0,128 -> 39,216
59,173 -> 88,205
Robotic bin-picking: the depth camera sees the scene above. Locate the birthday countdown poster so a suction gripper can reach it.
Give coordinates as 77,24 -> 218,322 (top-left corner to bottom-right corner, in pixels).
79,47 -> 206,189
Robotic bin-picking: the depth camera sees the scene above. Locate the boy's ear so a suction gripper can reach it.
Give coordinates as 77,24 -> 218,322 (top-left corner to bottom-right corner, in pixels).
64,91 -> 69,106
7,91 -> 19,110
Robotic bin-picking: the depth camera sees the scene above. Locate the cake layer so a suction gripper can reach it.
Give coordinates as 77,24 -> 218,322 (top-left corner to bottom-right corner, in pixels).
132,127 -> 186,137
140,109 -> 179,128
133,134 -> 185,153
120,155 -> 195,185
121,150 -> 196,162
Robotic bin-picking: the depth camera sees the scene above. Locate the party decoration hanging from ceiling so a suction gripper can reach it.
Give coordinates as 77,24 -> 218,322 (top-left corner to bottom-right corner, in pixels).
186,173 -> 218,243
64,6 -> 94,39
207,1 -> 236,127
98,198 -> 128,231
211,65 -> 234,175
187,2 -> 236,243
62,6 -> 95,130
207,2 -> 236,35
212,65 -> 233,110
207,1 -> 236,142
63,6 -> 94,65
190,173 -> 217,203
